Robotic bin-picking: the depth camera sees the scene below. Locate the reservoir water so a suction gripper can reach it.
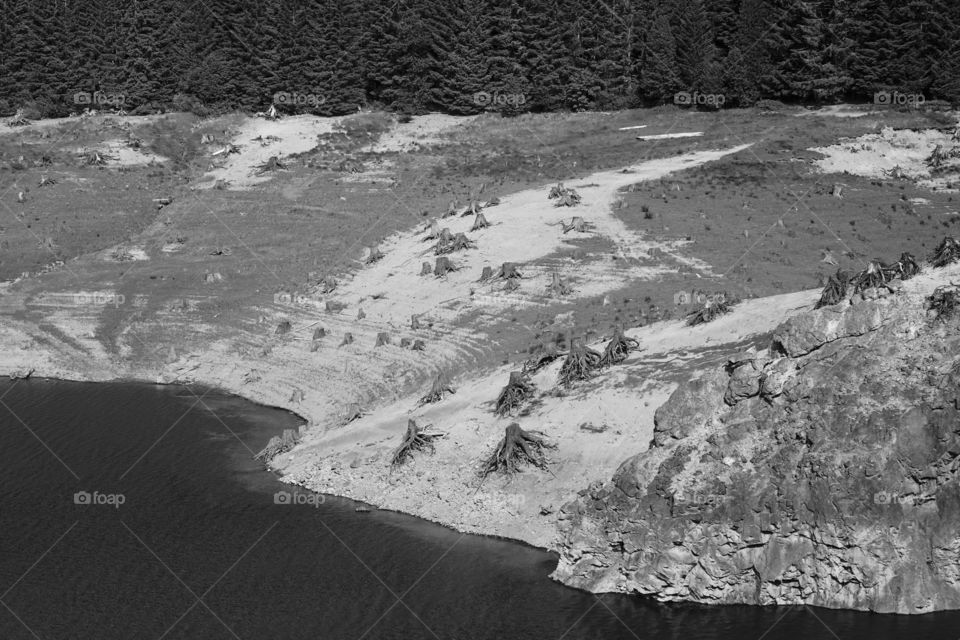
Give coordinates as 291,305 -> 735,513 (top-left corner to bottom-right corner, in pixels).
2,379 -> 958,639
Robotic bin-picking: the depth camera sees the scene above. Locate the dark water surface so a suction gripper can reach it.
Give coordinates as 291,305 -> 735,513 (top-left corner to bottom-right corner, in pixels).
1,379 -> 958,639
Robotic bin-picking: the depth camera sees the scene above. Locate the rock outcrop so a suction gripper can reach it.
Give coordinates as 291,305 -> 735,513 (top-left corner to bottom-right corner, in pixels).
553,285 -> 960,613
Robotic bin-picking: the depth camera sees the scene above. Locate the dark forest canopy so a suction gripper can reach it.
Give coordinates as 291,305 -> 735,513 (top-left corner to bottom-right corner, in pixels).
1,0 -> 958,118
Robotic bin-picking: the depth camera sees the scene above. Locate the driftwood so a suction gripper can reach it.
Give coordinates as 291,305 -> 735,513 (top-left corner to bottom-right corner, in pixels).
471,212 -> 491,231
480,423 -> 555,476
931,237 -> 960,268
522,343 -> 567,374
495,371 -> 534,416
558,338 -> 602,386
391,419 -> 445,467
434,256 -> 458,277
254,428 -> 300,461
419,372 -> 455,405
816,270 -> 849,308
600,326 -> 639,367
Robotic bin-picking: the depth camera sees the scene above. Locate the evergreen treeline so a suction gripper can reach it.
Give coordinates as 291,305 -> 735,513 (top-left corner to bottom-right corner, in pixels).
1,0 -> 958,118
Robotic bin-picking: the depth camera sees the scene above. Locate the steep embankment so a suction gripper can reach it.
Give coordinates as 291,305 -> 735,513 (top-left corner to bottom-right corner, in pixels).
552,264 -> 960,614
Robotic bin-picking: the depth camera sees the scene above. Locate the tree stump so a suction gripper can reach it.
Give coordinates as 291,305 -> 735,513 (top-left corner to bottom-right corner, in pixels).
545,272 -> 572,298
434,257 -> 458,277
326,300 -> 346,313
420,261 -> 432,276
419,372 -> 455,405
600,325 -> 639,367
342,403 -> 363,424
310,341 -> 322,352
357,307 -> 366,320
313,327 -> 326,340
411,314 -> 422,330
479,266 -> 494,281
423,220 -> 442,241
339,332 -> 354,346
365,246 -> 384,264
558,338 -> 602,386
412,339 -> 426,351
375,332 -> 390,347
471,212 -> 491,231
480,423 -> 555,476
400,337 -> 411,348
495,371 -> 534,416
275,320 -> 292,335
497,262 -> 521,279
391,419 -> 445,467
562,216 -> 595,233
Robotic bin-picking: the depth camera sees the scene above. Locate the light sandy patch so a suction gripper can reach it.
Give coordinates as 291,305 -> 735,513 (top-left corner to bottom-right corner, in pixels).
197,114 -> 341,189
636,132 -> 703,140
99,139 -> 165,166
363,113 -> 476,153
315,144 -> 751,332
811,127 -> 960,189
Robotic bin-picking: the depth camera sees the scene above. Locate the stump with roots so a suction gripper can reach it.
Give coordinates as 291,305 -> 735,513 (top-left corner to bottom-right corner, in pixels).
929,286 -> 960,322
255,156 -> 286,174
254,428 -> 300,461
313,327 -> 326,340
495,371 -> 534,416
423,220 -> 442,241
419,372 -> 456,405
342,402 -> 363,424
882,252 -> 920,281
82,150 -> 116,166
320,276 -> 337,294
365,246 -> 384,264
852,261 -> 887,293
460,199 -> 482,217
444,200 -> 459,218
816,270 -> 849,308
375,332 -> 390,347
434,256 -> 458,277
326,300 -> 346,313
522,343 -> 567,374
339,332 -> 354,346
600,326 -> 639,367
548,183 -> 581,207
479,266 -> 494,281
420,261 -> 432,276
471,212 -> 491,231
928,144 -> 947,170
484,197 -> 500,207
559,338 -> 602,386
391,419 -> 445,467
412,339 -> 426,351
275,320 -> 292,336
497,262 -> 522,280
434,232 -> 476,255
480,423 -> 555,476
686,296 -> 736,326
561,217 -> 595,233
931,237 -> 960,268
545,272 -> 572,298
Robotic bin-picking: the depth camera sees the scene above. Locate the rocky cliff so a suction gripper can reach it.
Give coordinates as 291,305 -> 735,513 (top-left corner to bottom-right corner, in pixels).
552,274 -> 960,613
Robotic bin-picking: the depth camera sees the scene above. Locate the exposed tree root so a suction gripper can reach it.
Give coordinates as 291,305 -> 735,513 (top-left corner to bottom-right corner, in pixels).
365,245 -> 384,264
931,237 -> 960,268
419,372 -> 455,405
816,270 -> 850,308
495,371 -> 534,416
391,419 -> 445,467
600,326 -> 639,366
480,423 -> 555,476
460,199 -> 482,217
558,338 -> 602,386
929,285 -> 960,322
852,260 -> 887,293
883,252 -> 920,280
255,155 -> 286,174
